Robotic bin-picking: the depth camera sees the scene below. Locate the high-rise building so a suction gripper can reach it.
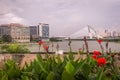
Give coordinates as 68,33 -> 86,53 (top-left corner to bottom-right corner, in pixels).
38,23 -> 49,40
29,26 -> 39,41
0,23 -> 30,42
29,23 -> 49,41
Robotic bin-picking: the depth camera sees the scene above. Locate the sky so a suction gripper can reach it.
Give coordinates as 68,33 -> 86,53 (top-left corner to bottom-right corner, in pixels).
0,0 -> 120,37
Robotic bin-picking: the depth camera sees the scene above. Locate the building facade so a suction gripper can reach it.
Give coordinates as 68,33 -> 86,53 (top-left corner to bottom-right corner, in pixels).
0,24 -> 11,38
0,23 -> 30,42
38,23 -> 49,40
29,26 -> 39,41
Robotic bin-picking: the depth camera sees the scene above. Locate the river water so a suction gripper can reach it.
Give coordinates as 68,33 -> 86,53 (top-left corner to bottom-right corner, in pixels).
26,41 -> 120,53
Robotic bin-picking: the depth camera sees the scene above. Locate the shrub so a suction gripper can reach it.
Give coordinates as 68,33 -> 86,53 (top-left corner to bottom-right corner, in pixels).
1,43 -> 30,53
0,52 -> 120,80
1,35 -> 12,42
0,60 -> 21,80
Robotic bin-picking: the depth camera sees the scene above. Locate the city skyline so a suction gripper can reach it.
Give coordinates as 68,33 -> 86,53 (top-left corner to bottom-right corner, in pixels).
0,0 -> 120,36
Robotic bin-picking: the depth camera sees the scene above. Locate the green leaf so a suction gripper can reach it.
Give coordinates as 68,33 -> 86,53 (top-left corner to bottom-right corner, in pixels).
97,68 -> 106,80
4,60 -> 21,79
1,73 -> 8,80
112,74 -> 120,80
37,54 -> 43,63
62,70 -> 75,80
38,59 -> 48,74
68,52 -> 74,61
46,72 -> 54,80
21,75 -> 29,80
56,54 -> 62,65
74,59 -> 87,75
82,63 -> 91,77
37,55 -> 46,72
65,61 -> 75,75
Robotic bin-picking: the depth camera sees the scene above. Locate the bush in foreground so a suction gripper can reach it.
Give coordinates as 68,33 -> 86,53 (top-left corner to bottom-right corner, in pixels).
0,52 -> 120,80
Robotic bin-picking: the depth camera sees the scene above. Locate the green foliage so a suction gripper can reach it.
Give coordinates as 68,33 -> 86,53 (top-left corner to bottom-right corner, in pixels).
46,72 -> 54,80
1,35 -> 12,42
62,70 -> 75,80
0,53 -> 120,80
65,61 -> 75,75
0,60 -> 21,80
1,43 -> 30,53
49,37 -> 62,42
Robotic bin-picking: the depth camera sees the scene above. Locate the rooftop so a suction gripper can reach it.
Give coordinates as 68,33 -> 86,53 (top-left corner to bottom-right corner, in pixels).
0,23 -> 28,27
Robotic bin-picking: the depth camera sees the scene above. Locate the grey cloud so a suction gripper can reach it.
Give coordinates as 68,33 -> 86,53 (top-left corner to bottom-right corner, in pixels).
0,0 -> 28,24
0,0 -> 120,36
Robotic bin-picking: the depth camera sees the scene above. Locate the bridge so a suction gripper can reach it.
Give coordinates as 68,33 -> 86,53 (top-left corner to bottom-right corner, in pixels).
68,25 -> 103,39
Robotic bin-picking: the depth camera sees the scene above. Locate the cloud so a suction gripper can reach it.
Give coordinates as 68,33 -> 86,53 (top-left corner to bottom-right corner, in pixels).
0,12 -> 28,25
0,13 -> 28,24
0,0 -> 28,24
0,0 -> 120,36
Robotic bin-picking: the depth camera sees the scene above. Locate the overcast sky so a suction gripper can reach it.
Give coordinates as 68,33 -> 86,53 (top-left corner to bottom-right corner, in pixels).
0,0 -> 120,36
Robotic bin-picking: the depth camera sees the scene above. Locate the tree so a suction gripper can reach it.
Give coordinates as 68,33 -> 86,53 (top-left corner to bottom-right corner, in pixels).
2,35 -> 12,42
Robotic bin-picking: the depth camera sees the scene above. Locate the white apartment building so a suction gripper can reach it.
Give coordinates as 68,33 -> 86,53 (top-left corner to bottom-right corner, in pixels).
38,23 -> 49,40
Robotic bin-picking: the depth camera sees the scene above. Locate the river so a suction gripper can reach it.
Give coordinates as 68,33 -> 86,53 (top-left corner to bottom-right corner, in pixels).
26,41 -> 120,53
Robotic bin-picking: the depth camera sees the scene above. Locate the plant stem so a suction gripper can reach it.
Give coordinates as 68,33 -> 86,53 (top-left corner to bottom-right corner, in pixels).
84,36 -> 89,53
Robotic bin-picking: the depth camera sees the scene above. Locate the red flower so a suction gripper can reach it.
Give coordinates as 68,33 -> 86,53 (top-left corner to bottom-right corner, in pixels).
97,39 -> 102,44
78,48 -> 82,51
92,55 -> 97,59
43,45 -> 49,52
93,50 -> 101,56
39,41 -> 44,45
97,58 -> 106,67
